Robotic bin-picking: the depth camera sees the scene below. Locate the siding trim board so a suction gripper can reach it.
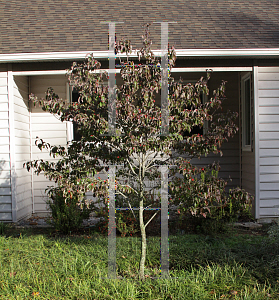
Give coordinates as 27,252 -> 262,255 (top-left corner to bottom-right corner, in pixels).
29,76 -> 35,214
254,66 -> 260,219
8,69 -> 17,222
239,73 -> 242,191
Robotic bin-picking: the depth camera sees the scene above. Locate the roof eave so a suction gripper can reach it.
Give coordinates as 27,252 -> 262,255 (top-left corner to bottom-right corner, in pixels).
1,48 -> 279,63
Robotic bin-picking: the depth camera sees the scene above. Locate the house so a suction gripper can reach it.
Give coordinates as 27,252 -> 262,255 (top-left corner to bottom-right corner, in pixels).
0,0 -> 279,223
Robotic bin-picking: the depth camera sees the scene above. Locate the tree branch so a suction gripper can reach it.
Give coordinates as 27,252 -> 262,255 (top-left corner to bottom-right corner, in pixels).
144,210 -> 160,229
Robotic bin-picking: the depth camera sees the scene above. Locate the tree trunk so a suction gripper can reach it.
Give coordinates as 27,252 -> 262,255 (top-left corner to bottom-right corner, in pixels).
139,197 -> 147,280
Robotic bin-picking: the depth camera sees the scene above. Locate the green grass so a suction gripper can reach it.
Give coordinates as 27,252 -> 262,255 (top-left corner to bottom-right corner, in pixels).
0,227 -> 279,299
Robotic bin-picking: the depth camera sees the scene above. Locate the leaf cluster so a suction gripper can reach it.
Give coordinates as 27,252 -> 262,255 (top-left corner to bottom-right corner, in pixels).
25,23 -> 243,224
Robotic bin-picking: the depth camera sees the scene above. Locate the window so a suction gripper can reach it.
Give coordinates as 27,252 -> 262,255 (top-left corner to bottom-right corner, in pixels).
66,84 -> 82,142
241,73 -> 252,150
71,88 -> 82,141
176,80 -> 208,138
67,81 -> 108,143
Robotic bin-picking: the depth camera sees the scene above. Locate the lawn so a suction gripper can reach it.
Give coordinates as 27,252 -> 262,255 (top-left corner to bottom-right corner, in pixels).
0,224 -> 279,299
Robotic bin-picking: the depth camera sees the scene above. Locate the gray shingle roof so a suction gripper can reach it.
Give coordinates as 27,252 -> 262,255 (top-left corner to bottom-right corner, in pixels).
0,0 -> 279,54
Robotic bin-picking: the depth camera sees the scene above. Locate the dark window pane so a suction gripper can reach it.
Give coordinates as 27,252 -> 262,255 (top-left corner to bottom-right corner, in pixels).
73,122 -> 82,142
183,125 -> 203,137
72,90 -> 79,103
244,79 -> 251,146
72,89 -> 82,141
182,93 -> 204,137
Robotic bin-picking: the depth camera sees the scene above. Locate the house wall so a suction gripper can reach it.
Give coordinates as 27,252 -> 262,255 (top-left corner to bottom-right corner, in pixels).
3,62 -> 279,221
0,66 -> 12,221
257,67 -> 279,218
240,72 -> 255,216
30,75 -> 68,213
242,148 -> 255,215
172,72 -> 240,190
13,76 -> 32,220
19,71 -> 241,216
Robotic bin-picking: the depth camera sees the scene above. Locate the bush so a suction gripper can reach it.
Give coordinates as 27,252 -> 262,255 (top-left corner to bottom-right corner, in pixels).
45,186 -> 94,234
0,221 -> 8,235
195,218 -> 228,235
172,189 -> 253,236
116,210 -> 139,237
169,211 -> 227,235
168,163 -> 254,235
224,187 -> 254,221
267,220 -> 279,241
170,162 -> 254,227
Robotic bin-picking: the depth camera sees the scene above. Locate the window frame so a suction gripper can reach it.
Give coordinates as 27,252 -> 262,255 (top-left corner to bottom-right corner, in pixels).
241,73 -> 252,151
66,82 -> 109,144
71,86 -> 82,142
66,82 -> 74,143
66,83 -> 85,142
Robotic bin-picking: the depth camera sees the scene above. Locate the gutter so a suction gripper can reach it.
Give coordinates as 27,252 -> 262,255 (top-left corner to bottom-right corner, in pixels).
1,48 -> 279,63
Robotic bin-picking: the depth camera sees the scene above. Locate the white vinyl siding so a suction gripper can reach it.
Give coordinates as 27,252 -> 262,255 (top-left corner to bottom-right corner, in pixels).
30,75 -> 68,212
257,67 -> 279,218
0,67 -> 12,221
13,76 -> 32,220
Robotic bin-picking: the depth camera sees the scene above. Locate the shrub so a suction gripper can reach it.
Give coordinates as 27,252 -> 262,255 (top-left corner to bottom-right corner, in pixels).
224,187 -> 254,221
168,163 -> 254,235
116,210 -> 139,237
45,186 -> 94,234
0,221 -> 8,235
170,162 -> 253,225
267,220 -> 279,241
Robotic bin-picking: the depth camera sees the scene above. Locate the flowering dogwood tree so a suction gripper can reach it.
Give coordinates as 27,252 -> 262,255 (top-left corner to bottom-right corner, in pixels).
25,24 -> 243,280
